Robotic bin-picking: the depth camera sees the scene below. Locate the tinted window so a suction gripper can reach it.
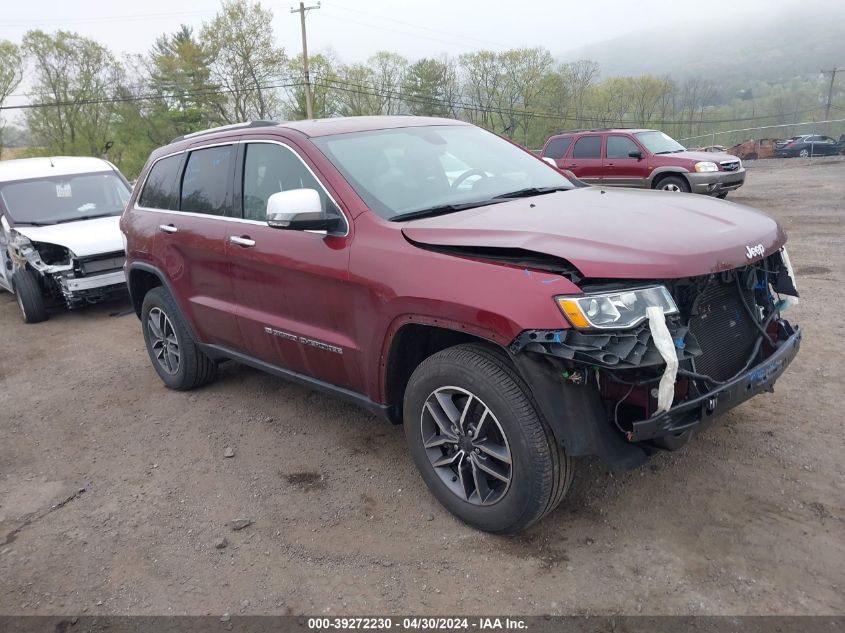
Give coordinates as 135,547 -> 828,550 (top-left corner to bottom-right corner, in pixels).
544,137 -> 572,159
181,145 -> 234,216
242,143 -> 341,222
572,136 -> 602,159
606,135 -> 641,159
139,155 -> 182,210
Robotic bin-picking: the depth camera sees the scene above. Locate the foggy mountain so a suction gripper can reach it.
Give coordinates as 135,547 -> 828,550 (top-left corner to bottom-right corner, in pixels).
558,4 -> 845,84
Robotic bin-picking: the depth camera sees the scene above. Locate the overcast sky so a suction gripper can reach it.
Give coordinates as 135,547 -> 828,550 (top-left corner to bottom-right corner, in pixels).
0,0 -> 830,113
1,0 -> 810,62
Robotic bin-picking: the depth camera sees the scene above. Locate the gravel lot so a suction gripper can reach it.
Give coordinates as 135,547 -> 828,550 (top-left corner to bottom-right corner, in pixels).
0,157 -> 843,616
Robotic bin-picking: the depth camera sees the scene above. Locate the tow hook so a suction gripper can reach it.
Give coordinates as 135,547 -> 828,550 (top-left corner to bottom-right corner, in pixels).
705,396 -> 718,414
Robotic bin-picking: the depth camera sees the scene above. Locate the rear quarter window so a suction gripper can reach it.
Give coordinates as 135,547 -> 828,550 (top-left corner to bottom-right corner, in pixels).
138,154 -> 183,210
543,137 -> 572,159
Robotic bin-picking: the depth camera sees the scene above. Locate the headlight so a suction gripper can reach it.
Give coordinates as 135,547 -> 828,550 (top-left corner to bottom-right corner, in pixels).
694,161 -> 718,172
556,286 -> 678,330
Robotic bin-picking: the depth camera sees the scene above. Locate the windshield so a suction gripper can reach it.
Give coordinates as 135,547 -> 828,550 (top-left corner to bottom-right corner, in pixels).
634,131 -> 687,155
312,125 -> 573,220
0,171 -> 130,225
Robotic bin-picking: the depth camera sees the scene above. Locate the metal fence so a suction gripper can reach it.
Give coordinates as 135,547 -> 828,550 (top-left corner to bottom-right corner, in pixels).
678,117 -> 845,150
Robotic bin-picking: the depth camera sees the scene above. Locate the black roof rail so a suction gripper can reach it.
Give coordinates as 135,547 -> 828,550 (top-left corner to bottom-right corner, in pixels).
170,120 -> 280,144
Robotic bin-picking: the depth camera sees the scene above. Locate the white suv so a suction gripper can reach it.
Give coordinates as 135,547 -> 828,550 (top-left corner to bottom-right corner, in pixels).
0,156 -> 131,323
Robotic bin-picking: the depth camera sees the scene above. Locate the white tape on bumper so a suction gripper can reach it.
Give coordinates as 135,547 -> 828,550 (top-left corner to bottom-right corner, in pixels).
647,306 -> 679,415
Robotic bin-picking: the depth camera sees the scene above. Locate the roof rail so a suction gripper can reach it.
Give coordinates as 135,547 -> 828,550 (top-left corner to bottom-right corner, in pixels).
555,127 -> 625,135
170,120 -> 280,144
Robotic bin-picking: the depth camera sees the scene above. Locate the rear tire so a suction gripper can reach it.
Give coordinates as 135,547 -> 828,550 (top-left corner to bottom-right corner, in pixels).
141,287 -> 216,390
12,269 -> 48,324
799,148 -> 810,158
655,175 -> 690,193
403,343 -> 572,533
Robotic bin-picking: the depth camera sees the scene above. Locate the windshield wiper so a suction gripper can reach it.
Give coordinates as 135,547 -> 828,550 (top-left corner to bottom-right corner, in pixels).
52,213 -> 117,224
389,200 -> 504,222
492,186 -> 571,199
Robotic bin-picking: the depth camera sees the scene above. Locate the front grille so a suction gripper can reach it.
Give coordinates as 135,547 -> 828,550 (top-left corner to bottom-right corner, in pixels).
720,160 -> 740,171
688,281 -> 757,381
79,251 -> 125,275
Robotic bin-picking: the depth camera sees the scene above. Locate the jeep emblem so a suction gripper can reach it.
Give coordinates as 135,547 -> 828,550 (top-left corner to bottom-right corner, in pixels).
745,244 -> 765,259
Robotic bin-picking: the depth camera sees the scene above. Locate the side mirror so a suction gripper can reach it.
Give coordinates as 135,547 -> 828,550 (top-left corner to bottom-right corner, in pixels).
628,150 -> 643,159
541,156 -> 558,167
266,189 -> 340,232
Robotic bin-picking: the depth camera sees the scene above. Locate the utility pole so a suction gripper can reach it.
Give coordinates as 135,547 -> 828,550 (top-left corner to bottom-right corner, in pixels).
821,67 -> 840,131
291,1 -> 320,119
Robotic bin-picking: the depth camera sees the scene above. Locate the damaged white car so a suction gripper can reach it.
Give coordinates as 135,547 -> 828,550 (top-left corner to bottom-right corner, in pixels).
0,157 -> 131,323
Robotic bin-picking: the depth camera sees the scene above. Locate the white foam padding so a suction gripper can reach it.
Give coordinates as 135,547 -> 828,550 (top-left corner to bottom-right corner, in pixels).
647,306 -> 679,415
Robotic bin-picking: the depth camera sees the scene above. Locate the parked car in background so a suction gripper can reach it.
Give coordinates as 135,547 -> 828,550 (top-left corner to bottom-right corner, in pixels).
695,145 -> 727,153
728,138 -> 778,160
775,134 -> 842,157
0,157 -> 131,323
541,128 -> 745,198
122,117 -> 800,533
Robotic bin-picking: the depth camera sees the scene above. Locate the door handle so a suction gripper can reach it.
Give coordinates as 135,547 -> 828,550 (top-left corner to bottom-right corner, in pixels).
229,235 -> 256,248
158,224 -> 178,234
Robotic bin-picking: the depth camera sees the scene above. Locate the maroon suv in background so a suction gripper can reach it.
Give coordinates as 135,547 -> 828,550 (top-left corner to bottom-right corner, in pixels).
541,128 -> 746,198
121,117 -> 799,533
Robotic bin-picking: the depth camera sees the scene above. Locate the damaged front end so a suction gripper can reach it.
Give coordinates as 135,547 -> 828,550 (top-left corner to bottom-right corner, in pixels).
7,231 -> 127,308
510,249 -> 801,468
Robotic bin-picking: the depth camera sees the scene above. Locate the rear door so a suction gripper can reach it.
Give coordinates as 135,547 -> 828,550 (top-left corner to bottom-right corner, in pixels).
563,135 -> 604,184
225,139 -> 357,389
603,134 -> 648,188
146,142 -> 241,348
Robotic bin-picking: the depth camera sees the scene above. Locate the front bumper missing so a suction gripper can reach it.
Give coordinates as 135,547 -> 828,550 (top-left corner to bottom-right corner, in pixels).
627,325 -> 801,442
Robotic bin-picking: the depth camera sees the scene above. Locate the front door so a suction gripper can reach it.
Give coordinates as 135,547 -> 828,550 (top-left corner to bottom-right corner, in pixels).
563,135 -> 604,184
225,140 -> 357,390
148,144 -> 241,348
603,135 -> 649,188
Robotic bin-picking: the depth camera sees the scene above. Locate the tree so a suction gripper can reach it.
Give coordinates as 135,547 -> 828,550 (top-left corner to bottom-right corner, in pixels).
23,30 -> 124,156
149,25 -> 223,135
200,0 -> 286,123
367,51 -> 407,115
0,40 -> 24,157
402,58 -> 453,117
459,51 -> 504,130
286,52 -> 340,119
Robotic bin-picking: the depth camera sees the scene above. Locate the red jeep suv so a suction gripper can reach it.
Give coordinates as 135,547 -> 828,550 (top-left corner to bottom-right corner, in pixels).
121,117 -> 799,533
541,128 -> 746,198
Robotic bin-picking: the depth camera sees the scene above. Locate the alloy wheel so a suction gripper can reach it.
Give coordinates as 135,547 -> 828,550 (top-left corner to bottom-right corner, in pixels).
420,386 -> 512,505
662,183 -> 682,192
147,307 -> 180,375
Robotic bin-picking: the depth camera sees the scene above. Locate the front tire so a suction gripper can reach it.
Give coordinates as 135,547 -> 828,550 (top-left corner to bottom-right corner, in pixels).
13,269 -> 48,324
403,344 -> 572,533
716,192 -> 729,199
655,175 -> 690,193
141,287 -> 216,390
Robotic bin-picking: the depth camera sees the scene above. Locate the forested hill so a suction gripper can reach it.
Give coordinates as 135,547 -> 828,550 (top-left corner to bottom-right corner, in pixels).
558,7 -> 845,83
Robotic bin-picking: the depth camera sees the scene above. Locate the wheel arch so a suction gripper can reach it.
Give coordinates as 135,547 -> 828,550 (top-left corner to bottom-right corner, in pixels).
649,168 -> 690,189
380,318 -> 510,424
127,262 -> 202,345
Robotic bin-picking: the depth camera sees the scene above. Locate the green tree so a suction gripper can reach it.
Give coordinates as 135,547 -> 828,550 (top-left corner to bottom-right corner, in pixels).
200,0 -> 286,122
286,52 -> 340,119
0,40 -> 24,157
149,25 -> 223,135
23,30 -> 124,156
402,58 -> 454,117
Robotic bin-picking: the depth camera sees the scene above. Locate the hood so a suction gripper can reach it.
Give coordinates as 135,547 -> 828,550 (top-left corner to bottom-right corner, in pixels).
12,215 -> 124,258
401,187 -> 785,280
671,150 -> 740,163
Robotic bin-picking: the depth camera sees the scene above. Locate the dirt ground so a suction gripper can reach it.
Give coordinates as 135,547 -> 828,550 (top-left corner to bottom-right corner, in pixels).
1,157 -> 843,617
